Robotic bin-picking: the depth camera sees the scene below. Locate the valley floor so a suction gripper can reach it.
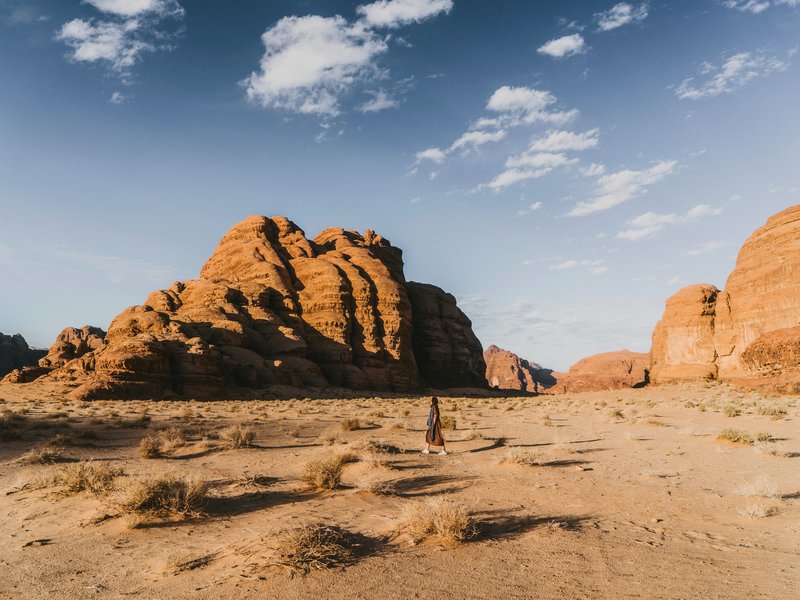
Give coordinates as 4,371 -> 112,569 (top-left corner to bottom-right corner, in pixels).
1,381 -> 798,599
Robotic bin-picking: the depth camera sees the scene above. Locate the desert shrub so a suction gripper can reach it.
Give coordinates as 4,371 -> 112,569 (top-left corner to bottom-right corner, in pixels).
497,447 -> 542,467
754,432 -> 774,443
757,406 -> 787,420
355,472 -> 396,495
156,427 -> 188,452
116,474 -> 208,519
754,440 -> 791,457
56,461 -> 124,496
540,415 -> 554,427
220,423 -> 256,448
340,418 -> 361,431
139,435 -> 164,459
439,415 -> 456,431
644,419 -> 667,427
402,496 -> 475,545
18,445 -> 64,465
0,410 -> 26,441
735,475 -> 780,499
738,503 -> 780,518
351,438 -> 400,455
609,408 -> 624,420
717,428 -> 753,445
273,524 -> 361,573
302,456 -> 347,490
319,431 -> 342,446
723,406 -> 741,418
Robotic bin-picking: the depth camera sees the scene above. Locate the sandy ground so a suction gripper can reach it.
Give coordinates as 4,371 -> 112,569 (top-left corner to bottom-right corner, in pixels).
1,381 -> 798,600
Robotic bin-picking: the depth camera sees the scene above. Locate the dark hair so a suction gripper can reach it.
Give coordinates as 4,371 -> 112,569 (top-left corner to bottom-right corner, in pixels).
430,396 -> 438,406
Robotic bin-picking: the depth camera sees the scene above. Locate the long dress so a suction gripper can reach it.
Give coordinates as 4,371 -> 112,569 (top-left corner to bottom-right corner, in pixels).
425,405 -> 445,447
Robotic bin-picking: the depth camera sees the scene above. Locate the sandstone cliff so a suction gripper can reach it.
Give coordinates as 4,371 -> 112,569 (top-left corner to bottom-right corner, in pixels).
483,345 -> 555,393
551,350 -> 650,394
650,205 -> 800,389
21,216 -> 486,399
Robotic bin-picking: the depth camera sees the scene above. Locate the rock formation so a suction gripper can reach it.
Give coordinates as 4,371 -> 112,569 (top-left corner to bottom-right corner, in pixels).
19,215 -> 486,399
550,350 -> 650,394
650,205 -> 800,389
483,345 -> 555,393
0,333 -> 45,379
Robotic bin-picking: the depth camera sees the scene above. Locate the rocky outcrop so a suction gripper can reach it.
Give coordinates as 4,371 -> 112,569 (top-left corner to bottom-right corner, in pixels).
551,351 -> 649,394
650,205 -> 800,388
650,285 -> 719,383
483,345 -> 555,393
39,326 -> 106,370
25,215 -> 486,399
0,333 -> 45,379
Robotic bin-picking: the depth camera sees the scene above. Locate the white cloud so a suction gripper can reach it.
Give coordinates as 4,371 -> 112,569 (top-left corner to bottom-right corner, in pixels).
358,89 -> 399,112
723,1 -> 798,13
549,258 -> 606,274
675,51 -> 789,100
57,1 -> 183,75
595,3 -> 649,31
537,34 -> 586,58
486,85 -> 555,114
581,162 -> 606,177
85,0 -> 183,18
110,91 -> 125,103
530,128 -> 599,152
685,241 -> 728,255
416,147 -> 447,163
357,0 -> 453,29
487,153 -> 577,191
567,160 -> 678,217
616,203 -> 722,240
450,129 -> 508,152
244,2 -> 450,117
517,201 -> 543,216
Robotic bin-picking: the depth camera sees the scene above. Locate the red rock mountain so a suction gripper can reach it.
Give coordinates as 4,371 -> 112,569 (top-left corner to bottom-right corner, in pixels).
550,351 -> 650,394
484,345 -> 555,393
650,205 -> 800,390
21,216 -> 486,399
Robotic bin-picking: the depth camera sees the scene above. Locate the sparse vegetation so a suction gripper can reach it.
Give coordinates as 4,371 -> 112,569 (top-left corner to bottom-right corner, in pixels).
18,445 -> 64,465
757,406 -> 787,420
340,418 -> 361,431
139,435 -> 164,458
738,503 -> 780,518
355,472 -> 396,495
273,524 -> 362,573
319,431 -> 342,446
116,474 -> 209,520
723,406 -> 741,418
302,455 -> 348,490
497,447 -> 542,467
402,496 -> 475,546
220,423 -> 256,448
55,461 -> 124,496
440,415 -> 456,430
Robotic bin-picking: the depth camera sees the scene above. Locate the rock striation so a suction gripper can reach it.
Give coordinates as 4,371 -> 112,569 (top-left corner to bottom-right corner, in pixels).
650,205 -> 800,389
0,333 -> 46,380
483,345 -> 555,393
22,215 -> 486,399
551,351 -> 650,394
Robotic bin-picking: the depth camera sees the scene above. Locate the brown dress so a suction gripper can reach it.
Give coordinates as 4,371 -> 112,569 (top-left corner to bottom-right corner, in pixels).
425,405 -> 444,447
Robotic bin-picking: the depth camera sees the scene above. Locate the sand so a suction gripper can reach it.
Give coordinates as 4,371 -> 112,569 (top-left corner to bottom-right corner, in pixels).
1,381 -> 798,599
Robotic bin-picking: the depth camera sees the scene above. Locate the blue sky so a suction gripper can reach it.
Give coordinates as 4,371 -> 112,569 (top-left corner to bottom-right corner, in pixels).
1,0 -> 799,369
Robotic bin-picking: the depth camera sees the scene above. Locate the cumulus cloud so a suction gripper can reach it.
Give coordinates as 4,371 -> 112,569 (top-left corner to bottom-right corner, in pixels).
675,51 -> 789,100
530,129 -> 599,152
110,91 -> 126,103
616,203 -> 722,240
57,0 -> 183,76
487,153 -> 577,191
567,160 -> 678,217
357,0 -> 453,28
415,147 -> 447,163
449,129 -> 508,152
244,1 -> 451,117
358,89 -> 400,112
595,3 -> 649,31
485,86 -> 579,126
537,33 -> 586,58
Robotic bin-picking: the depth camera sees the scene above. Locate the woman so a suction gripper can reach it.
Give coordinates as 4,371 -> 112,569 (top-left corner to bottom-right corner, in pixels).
422,396 -> 447,455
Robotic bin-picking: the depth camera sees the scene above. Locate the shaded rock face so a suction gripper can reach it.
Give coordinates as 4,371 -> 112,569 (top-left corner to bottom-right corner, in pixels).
33,215 -> 486,399
483,345 -> 555,393
551,351 -> 650,394
0,333 -> 45,379
650,205 -> 800,387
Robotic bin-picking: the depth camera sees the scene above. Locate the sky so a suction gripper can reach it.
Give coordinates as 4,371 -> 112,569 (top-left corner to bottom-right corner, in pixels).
1,0 -> 799,370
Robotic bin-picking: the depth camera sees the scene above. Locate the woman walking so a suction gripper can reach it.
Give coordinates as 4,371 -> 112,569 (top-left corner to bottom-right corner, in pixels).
422,396 -> 447,455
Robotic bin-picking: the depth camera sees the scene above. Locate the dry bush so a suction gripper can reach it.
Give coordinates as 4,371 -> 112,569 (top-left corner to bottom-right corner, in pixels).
156,426 -> 187,452
644,419 -> 667,427
362,451 -> 390,469
340,418 -> 361,431
0,410 -> 26,441
497,447 -> 543,467
540,415 -> 554,427
355,472 -> 397,495
723,406 -> 741,418
738,503 -> 780,518
754,431 -> 774,443
440,415 -> 456,431
754,440 -> 792,457
56,461 -> 124,496
220,423 -> 256,448
302,456 -> 347,490
139,435 -> 164,459
608,408 -> 624,420
273,524 -> 361,573
757,406 -> 787,420
18,445 -> 64,465
735,475 -> 780,499
319,431 -> 342,446
351,438 -> 399,455
717,428 -> 753,445
402,496 -> 475,546
116,474 -> 208,519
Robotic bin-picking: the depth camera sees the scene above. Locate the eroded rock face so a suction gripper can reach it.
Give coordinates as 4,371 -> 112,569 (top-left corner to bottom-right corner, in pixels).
39,326 -> 106,370
0,333 -> 45,379
484,345 -> 555,393
32,215 -> 485,399
650,205 -> 800,386
551,351 -> 649,394
650,285 -> 719,383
